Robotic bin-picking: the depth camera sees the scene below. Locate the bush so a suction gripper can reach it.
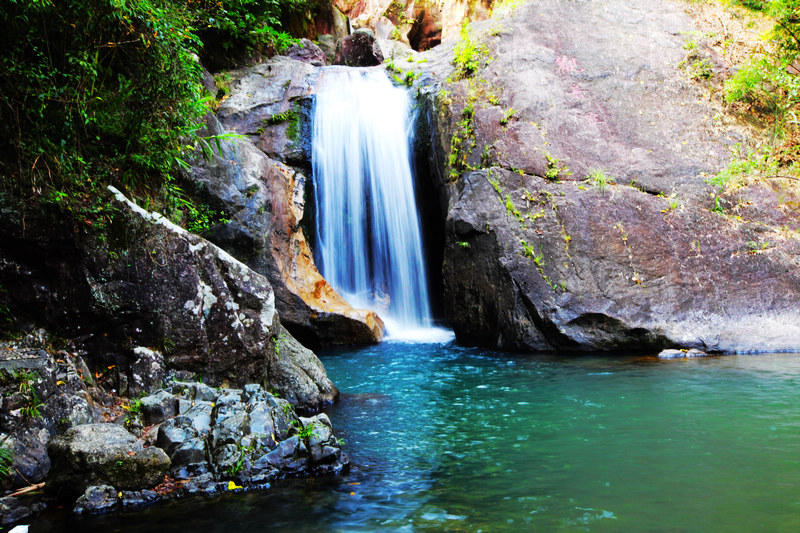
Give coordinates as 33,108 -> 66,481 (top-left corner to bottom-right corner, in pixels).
0,0 -> 205,227
0,0 -> 310,231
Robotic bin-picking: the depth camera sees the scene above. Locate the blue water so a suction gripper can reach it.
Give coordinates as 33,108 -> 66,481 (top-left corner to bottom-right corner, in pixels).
37,341 -> 800,532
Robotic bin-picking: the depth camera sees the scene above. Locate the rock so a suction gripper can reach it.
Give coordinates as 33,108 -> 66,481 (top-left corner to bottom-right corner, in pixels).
271,325 -> 338,413
129,347 -> 165,397
119,489 -> 159,511
47,424 -> 170,499
416,0 -> 800,354
0,184 -> 342,408
658,348 -> 710,359
189,110 -> 385,348
285,38 -> 327,66
334,29 -> 384,66
377,38 -> 415,62
156,417 -> 198,456
72,485 -> 119,516
0,495 -> 40,526
316,34 -> 338,64
140,390 -> 179,426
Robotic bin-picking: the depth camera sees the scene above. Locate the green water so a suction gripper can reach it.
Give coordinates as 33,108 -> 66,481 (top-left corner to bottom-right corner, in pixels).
34,341 -> 800,532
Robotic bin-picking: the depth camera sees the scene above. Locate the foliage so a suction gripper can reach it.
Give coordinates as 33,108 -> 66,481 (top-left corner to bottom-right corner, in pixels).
544,154 -> 570,181
16,369 -> 44,418
719,0 -> 800,181
453,23 -> 488,79
0,444 -> 12,480
587,168 -> 614,191
0,0 -> 307,233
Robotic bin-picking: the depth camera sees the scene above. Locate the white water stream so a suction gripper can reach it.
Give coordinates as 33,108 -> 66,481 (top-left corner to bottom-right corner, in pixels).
312,68 -> 436,338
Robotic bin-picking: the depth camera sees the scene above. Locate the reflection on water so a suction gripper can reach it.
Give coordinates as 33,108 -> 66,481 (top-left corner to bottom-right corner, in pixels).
33,344 -> 800,532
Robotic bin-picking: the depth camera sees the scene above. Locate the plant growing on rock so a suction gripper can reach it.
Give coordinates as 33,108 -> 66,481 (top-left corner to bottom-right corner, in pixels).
453,23 -> 489,79
587,169 -> 615,191
0,444 -> 12,480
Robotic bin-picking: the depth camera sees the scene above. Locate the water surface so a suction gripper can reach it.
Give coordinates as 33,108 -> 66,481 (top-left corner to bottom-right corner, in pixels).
35,342 -> 800,532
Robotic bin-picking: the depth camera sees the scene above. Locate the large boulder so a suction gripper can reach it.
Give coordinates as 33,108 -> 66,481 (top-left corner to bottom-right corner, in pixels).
47,424 -> 170,499
0,187 -> 339,411
334,29 -> 385,66
416,0 -> 800,353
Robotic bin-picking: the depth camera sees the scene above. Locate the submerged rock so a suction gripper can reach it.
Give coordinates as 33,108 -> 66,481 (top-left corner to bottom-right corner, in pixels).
658,349 -> 710,359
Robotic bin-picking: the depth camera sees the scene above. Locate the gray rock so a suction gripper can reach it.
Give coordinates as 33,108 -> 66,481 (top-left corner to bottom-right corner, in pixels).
47,424 -> 170,499
129,347 -> 165,396
73,485 -> 119,516
182,402 -> 214,434
0,495 -> 40,526
170,437 -> 207,466
285,38 -> 327,66
316,34 -> 337,64
156,417 -> 198,456
140,389 -> 179,426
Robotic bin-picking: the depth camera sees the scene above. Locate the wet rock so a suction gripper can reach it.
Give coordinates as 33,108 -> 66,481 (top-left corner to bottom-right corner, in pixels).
47,424 -> 170,499
0,495 -> 45,526
72,485 -> 119,516
140,390 -> 179,426
285,38 -> 327,66
188,110 -> 384,349
119,489 -> 159,511
334,29 -> 384,66
658,348 -> 710,359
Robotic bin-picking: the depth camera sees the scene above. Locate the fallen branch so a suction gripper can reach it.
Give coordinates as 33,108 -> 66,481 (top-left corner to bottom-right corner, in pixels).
8,482 -> 45,498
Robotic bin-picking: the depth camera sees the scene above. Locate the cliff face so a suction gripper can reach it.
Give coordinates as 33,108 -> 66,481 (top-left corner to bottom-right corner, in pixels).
415,0 -> 800,353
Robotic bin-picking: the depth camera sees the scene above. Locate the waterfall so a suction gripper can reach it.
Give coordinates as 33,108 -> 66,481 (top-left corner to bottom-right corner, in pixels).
312,68 -> 432,335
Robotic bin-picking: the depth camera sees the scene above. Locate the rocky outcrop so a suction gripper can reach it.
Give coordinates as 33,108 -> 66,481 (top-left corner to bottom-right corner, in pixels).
333,0 -> 491,51
416,0 -> 800,353
0,334 -> 103,495
334,29 -> 385,66
199,57 -> 385,347
47,424 -> 170,499
0,187 -> 338,410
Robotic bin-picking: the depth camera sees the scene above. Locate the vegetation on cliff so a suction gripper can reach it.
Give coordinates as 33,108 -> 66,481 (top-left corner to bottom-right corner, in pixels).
0,0 -> 310,235
687,0 -> 800,191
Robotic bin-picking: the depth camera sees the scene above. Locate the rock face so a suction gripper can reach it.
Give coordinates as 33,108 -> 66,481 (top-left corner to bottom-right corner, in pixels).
47,424 -> 170,499
334,29 -> 385,66
416,0 -> 800,353
201,57 -> 385,347
0,187 -> 338,411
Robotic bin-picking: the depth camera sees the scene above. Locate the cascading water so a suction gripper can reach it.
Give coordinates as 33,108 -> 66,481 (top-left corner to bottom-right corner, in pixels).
312,68 -> 433,336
